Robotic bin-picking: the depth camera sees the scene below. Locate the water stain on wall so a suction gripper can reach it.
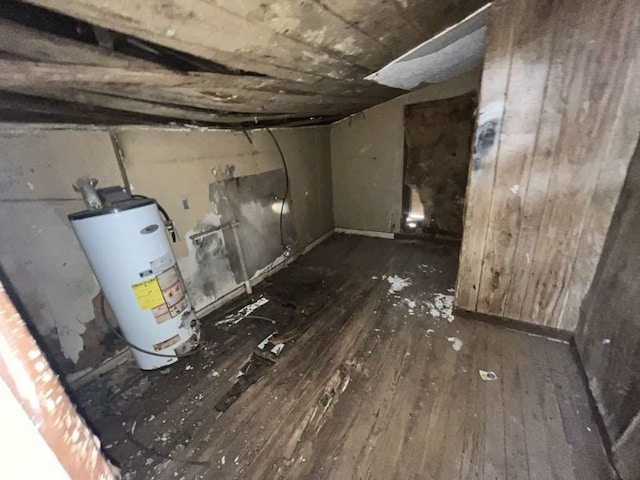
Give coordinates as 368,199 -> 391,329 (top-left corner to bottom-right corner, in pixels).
179,210 -> 238,311
212,168 -> 297,280
178,168 -> 297,312
472,100 -> 504,172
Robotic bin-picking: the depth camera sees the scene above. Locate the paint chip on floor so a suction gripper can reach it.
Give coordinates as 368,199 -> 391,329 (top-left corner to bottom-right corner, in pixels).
425,293 -> 455,322
385,275 -> 411,294
216,296 -> 269,326
447,336 -> 464,351
257,332 -> 277,350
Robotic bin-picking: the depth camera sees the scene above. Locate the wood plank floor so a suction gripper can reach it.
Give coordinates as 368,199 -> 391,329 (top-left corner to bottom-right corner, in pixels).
71,235 -> 614,480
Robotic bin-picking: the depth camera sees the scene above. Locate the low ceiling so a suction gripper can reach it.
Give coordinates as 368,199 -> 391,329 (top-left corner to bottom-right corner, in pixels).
0,0 -> 487,127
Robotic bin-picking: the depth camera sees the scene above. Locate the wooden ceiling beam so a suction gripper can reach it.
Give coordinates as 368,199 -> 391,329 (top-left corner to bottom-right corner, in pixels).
0,20 -> 398,100
23,0 -> 372,85
0,60 -> 379,114
0,18 -> 158,68
0,59 -> 377,99
4,86 -> 326,124
0,91 -> 164,124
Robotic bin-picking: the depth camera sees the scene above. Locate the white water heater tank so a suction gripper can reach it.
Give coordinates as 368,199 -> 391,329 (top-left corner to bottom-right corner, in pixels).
69,195 -> 199,370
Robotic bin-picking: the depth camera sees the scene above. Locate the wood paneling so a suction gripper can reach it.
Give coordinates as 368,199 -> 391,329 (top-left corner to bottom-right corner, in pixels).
456,0 -> 640,330
576,138 -> 640,479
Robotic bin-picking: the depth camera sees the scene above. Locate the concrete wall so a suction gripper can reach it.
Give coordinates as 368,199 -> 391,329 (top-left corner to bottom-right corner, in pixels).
330,68 -> 481,233
0,125 -> 332,376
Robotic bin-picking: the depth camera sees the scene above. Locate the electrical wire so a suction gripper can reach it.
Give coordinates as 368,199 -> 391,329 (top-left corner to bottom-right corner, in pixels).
266,128 -> 290,251
239,315 -> 277,324
100,295 -> 202,359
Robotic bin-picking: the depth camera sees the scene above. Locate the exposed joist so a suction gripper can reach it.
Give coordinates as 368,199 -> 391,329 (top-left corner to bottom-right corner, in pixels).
0,21 -> 398,100
0,61 -> 380,115
4,85 -> 327,124
23,0 -> 373,84
0,17 -> 158,68
0,91 -> 164,124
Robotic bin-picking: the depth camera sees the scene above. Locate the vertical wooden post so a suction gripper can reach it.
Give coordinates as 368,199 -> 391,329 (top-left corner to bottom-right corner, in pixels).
0,280 -> 117,480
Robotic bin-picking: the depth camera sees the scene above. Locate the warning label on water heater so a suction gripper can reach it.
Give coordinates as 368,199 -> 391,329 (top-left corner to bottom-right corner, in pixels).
131,278 -> 164,310
131,265 -> 188,324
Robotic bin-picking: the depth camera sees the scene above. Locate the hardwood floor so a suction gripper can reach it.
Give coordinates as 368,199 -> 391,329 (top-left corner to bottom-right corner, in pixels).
71,235 -> 613,479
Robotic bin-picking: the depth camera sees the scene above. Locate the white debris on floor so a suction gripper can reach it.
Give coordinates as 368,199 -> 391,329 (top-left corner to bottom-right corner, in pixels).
257,332 -> 277,350
257,331 -> 285,356
446,336 -> 464,351
418,264 -> 439,274
385,275 -> 412,294
425,293 -> 455,322
215,296 -> 269,326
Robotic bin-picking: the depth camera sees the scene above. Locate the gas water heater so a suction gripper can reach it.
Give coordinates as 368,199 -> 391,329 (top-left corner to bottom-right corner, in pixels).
69,177 -> 200,370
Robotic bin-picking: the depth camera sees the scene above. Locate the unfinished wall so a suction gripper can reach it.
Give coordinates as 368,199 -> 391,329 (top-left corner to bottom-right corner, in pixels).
576,138 -> 640,480
330,68 -> 481,234
118,127 -> 333,311
404,92 -> 477,237
0,125 -> 332,376
0,130 -> 123,373
456,0 -> 640,331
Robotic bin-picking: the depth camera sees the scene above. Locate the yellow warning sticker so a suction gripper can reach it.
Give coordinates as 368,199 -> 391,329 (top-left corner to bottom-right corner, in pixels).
131,278 -> 164,310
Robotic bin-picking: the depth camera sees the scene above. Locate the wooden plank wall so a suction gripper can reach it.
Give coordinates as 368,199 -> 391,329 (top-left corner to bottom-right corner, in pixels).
456,0 -> 640,331
576,137 -> 640,480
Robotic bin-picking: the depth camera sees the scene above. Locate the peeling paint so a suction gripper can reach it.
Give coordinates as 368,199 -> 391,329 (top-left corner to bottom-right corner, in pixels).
178,211 -> 237,311
473,100 -> 504,173
303,26 -> 328,44
334,36 -> 362,56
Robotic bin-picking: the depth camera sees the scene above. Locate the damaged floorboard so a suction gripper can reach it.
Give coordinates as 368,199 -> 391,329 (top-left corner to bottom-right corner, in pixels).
71,235 -> 613,479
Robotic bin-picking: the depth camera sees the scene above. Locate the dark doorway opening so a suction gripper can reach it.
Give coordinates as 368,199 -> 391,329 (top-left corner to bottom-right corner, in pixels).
402,92 -> 477,239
